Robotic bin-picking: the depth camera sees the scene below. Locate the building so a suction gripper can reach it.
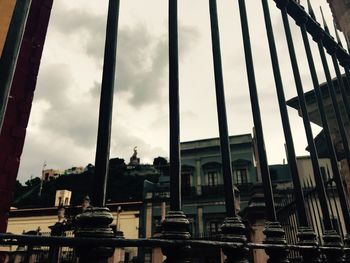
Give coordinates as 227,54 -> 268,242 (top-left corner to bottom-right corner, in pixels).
54,190 -> 72,207
6,201 -> 142,262
287,76 -> 350,202
140,134 -> 257,262
42,166 -> 87,181
327,0 -> 350,46
295,156 -> 346,237
64,166 -> 84,175
42,169 -> 63,181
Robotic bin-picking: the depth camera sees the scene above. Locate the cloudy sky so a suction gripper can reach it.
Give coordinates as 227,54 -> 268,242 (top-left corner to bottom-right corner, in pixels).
17,0 -> 343,182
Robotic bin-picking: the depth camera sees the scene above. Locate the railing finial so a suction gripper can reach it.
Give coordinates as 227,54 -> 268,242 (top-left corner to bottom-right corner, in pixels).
319,6 -> 330,35
333,20 -> 344,48
307,0 -> 316,20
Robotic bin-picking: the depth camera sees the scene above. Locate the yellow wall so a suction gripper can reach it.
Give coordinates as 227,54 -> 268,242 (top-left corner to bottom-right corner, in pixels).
7,210 -> 140,237
0,0 -> 16,57
6,210 -> 140,259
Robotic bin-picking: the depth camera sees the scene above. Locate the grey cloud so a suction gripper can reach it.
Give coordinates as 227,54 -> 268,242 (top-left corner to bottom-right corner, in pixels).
34,63 -> 99,149
34,64 -> 71,106
51,5 -> 199,108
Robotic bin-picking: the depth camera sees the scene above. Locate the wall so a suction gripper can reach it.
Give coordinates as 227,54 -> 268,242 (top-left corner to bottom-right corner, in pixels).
328,0 -> 350,46
7,210 -> 139,236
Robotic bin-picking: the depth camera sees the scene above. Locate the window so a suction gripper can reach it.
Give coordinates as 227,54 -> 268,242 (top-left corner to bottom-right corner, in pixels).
206,220 -> 221,236
207,171 -> 219,186
235,169 -> 248,185
181,172 -> 192,188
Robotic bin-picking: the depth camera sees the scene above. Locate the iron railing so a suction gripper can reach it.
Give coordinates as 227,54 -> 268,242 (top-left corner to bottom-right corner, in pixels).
1,0 -> 350,262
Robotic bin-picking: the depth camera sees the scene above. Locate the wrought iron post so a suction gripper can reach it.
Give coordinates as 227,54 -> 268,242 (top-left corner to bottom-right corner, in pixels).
259,0 -> 312,232
238,0 -> 289,263
0,0 -> 32,132
345,235 -> 350,262
297,227 -> 321,263
278,0 -> 332,230
262,0 -> 320,262
333,20 -> 350,250
160,1 -> 191,262
263,222 -> 289,263
306,0 -> 350,234
75,1 -> 121,262
323,230 -> 345,263
320,8 -> 350,125
209,0 -> 248,262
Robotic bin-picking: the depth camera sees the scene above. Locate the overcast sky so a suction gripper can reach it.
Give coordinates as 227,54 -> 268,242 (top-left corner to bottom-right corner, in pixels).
17,0 -> 343,182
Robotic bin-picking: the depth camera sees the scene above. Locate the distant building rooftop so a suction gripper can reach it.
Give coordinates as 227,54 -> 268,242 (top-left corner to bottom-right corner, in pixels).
180,134 -> 253,151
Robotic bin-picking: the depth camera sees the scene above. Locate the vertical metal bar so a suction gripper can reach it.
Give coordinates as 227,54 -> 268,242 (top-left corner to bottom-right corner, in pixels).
325,177 -> 336,227
321,8 -> 350,129
209,0 -> 235,216
327,168 -> 345,238
0,0 -> 32,131
343,65 -> 350,91
309,179 -> 325,237
280,5 -> 328,229
316,41 -> 350,231
238,0 -> 276,222
93,0 -> 120,207
299,19 -> 350,232
260,0 -> 308,227
332,56 -> 350,122
160,1 -> 192,252
168,0 -> 182,212
306,179 -> 322,243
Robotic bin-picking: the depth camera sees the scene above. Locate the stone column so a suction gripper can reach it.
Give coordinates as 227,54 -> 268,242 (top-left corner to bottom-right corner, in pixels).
146,202 -> 153,238
196,159 -> 202,195
242,184 -> 269,263
197,207 -> 204,236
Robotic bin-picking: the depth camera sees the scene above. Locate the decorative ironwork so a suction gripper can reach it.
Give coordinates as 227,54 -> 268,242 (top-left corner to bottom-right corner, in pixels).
1,0 -> 350,262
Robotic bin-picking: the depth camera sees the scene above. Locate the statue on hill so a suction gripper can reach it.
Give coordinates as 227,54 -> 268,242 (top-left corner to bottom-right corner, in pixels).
129,146 -> 140,166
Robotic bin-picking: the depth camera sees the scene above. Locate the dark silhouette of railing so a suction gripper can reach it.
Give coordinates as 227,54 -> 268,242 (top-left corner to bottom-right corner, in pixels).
1,0 -> 350,262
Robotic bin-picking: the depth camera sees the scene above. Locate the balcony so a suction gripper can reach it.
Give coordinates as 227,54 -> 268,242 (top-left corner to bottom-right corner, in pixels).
181,186 -> 197,196
201,185 -> 224,196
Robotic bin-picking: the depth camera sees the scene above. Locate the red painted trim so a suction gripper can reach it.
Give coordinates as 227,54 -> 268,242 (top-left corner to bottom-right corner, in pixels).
0,0 -> 53,233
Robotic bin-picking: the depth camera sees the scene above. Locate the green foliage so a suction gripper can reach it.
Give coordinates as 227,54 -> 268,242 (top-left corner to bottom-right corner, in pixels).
153,156 -> 168,168
13,159 -> 161,208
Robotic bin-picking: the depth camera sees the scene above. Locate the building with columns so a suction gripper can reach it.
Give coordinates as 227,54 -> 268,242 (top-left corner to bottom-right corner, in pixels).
140,134 -> 258,262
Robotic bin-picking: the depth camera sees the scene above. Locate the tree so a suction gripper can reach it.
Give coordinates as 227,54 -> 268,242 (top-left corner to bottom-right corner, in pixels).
153,157 -> 168,168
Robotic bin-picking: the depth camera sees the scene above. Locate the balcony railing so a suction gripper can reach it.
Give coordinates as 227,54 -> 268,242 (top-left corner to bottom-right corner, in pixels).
181,186 -> 197,197
201,185 -> 225,196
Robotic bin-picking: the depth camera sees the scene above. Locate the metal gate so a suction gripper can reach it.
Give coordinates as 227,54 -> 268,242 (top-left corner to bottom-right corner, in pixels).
1,0 -> 350,262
